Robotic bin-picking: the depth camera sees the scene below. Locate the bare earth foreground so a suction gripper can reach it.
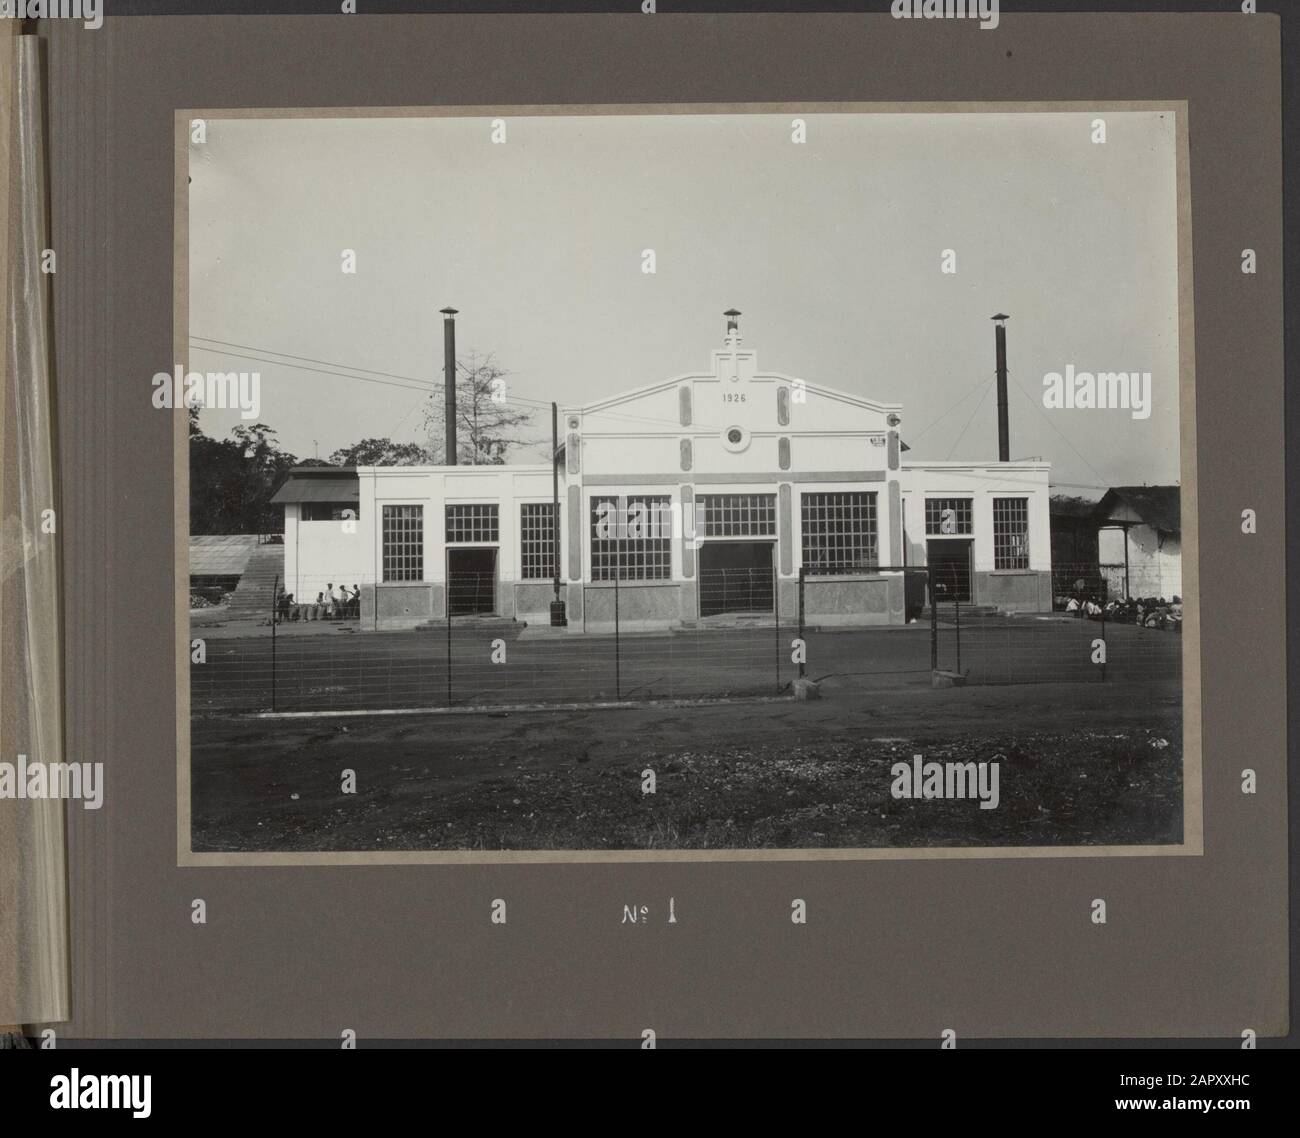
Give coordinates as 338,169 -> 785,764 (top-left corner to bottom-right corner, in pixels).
191,677 -> 1183,853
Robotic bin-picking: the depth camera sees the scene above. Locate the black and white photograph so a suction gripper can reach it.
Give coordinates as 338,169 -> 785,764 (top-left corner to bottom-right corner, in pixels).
3,0 -> 1293,1071
179,107 -> 1194,859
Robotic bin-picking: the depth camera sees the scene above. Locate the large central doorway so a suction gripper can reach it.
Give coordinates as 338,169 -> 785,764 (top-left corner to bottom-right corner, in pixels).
699,541 -> 775,617
447,547 -> 497,615
926,539 -> 973,604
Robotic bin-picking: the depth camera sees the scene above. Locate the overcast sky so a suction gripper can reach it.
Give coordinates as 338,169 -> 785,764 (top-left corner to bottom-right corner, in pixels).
188,110 -> 1181,494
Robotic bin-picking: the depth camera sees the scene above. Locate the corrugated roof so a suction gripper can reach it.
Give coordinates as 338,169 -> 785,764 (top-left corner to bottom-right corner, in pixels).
189,534 -> 260,575
1094,486 -> 1180,534
270,469 -> 361,505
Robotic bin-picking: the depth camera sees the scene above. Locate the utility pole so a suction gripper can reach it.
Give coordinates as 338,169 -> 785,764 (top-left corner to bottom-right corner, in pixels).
550,401 -> 567,626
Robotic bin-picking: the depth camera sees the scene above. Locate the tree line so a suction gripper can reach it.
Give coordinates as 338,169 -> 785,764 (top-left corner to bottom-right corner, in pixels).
189,352 -> 536,535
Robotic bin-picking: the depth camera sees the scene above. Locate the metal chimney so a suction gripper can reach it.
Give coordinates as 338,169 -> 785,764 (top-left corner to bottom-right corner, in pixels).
992,313 -> 1010,462
440,307 -> 458,465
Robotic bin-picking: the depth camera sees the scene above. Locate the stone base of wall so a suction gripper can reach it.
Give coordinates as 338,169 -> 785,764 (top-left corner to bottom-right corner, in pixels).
800,574 -> 903,626
360,582 -> 443,629
974,570 -> 1052,612
582,582 -> 681,632
358,575 -> 924,630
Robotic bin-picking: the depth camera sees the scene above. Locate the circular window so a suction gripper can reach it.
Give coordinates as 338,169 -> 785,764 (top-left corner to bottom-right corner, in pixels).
722,425 -> 750,453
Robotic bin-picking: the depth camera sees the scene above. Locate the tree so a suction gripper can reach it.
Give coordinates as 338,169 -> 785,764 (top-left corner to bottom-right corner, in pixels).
422,351 -> 537,465
189,415 -> 298,535
328,438 -> 434,467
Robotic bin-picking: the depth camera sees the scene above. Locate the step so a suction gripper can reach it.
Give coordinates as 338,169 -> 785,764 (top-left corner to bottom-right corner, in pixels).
225,544 -> 286,617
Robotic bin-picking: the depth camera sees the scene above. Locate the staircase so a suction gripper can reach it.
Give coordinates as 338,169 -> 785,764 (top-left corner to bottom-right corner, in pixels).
224,543 -> 285,621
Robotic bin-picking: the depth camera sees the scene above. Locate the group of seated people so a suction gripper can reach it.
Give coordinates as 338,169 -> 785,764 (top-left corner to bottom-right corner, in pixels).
1065,593 -> 1183,629
274,582 -> 361,623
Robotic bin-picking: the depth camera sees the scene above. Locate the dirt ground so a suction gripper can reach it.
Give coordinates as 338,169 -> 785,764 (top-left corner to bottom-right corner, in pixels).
191,676 -> 1183,852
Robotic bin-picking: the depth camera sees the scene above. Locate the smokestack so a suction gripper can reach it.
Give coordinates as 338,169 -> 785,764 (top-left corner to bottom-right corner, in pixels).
992,313 -> 1010,462
441,307 -> 458,465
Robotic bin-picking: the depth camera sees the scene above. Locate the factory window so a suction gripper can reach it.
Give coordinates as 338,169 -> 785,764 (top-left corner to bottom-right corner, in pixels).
381,504 -> 423,582
924,497 -> 973,535
590,494 -> 672,581
445,503 -> 499,544
699,493 -> 776,537
993,497 -> 1030,569
520,503 -> 558,580
801,491 -> 878,572
300,501 -> 358,522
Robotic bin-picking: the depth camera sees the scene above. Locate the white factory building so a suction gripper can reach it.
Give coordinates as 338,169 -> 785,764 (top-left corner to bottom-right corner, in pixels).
272,316 -> 1053,630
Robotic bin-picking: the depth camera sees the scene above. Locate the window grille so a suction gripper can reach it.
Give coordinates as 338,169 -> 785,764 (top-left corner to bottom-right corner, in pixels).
924,497 -> 973,535
801,491 -> 878,572
382,504 -> 423,581
445,503 -> 499,543
590,494 -> 672,580
699,494 -> 776,537
520,503 -> 558,580
993,497 -> 1030,569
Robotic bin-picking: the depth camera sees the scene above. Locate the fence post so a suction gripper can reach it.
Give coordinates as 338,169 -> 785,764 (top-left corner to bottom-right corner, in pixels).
614,571 -> 621,700
797,566 -> 806,680
955,593 -> 961,676
270,574 -> 278,713
1100,606 -> 1107,684
929,570 -> 938,672
773,563 -> 780,693
445,591 -> 452,707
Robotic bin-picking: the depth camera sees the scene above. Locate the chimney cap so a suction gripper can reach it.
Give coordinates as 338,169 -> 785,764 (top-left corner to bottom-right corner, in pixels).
724,308 -> 741,317
440,306 -> 459,316
991,312 -> 1010,322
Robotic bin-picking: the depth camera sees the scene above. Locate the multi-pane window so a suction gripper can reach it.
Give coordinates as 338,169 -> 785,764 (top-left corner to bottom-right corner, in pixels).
699,494 -> 776,537
381,504 -> 423,581
520,503 -> 558,580
445,503 -> 499,543
801,491 -> 878,572
590,494 -> 672,581
925,497 -> 973,535
301,501 -> 358,522
993,497 -> 1030,569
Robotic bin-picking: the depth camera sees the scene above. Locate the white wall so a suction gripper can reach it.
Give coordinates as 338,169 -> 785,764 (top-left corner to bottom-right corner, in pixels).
355,465 -> 560,586
1098,524 -> 1182,599
898,463 -> 1052,573
283,503 -> 367,600
571,343 -> 900,482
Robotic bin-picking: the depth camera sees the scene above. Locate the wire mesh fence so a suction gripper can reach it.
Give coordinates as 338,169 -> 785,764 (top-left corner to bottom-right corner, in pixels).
191,567 -> 792,714
928,561 -> 1182,685
188,561 -> 1182,714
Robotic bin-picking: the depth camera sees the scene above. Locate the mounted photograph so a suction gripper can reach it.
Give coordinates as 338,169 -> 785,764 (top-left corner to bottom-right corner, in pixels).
174,106 -> 1196,862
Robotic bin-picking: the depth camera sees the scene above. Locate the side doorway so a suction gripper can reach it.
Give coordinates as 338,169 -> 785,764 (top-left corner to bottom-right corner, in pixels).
447,547 -> 498,615
925,538 -> 973,604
